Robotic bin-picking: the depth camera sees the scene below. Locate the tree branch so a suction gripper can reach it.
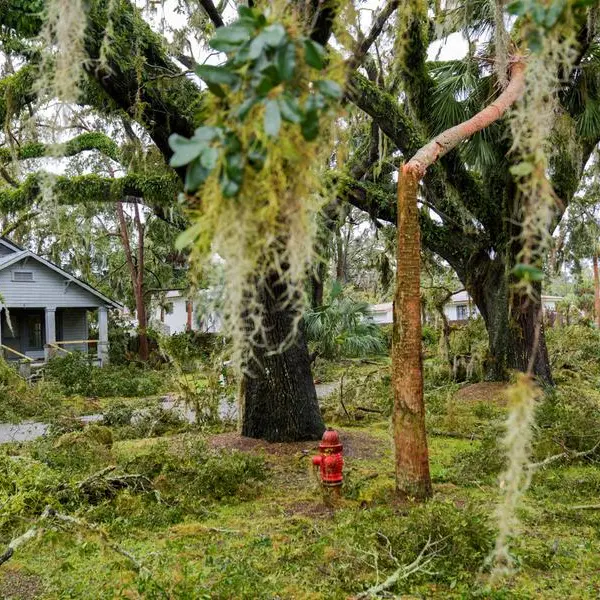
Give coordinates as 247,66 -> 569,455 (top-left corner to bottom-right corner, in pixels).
347,0 -> 399,71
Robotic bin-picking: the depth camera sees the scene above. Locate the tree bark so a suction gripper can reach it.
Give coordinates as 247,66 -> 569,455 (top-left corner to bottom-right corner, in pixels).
393,167 -> 432,500
242,271 -> 325,442
594,252 -> 600,328
392,58 -> 525,500
466,254 -> 553,385
116,202 -> 149,362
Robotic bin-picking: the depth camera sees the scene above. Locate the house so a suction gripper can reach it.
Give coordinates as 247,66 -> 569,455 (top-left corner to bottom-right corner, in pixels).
0,237 -> 121,366
368,302 -> 394,325
443,290 -> 563,324
368,291 -> 563,326
151,289 -> 222,335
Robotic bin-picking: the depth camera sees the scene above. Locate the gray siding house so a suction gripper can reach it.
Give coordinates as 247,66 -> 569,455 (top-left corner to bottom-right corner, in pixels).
0,237 -> 121,365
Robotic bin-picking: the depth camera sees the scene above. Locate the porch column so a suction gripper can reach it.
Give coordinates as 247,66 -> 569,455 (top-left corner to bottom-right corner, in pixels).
0,307 -> 3,360
44,307 -> 56,361
98,306 -> 109,366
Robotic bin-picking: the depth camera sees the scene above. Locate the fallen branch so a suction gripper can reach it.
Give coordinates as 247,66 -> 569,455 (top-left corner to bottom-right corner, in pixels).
0,506 -> 149,575
355,537 -> 437,599
430,429 -> 482,440
76,465 -> 117,490
528,441 -> 600,471
356,406 -> 384,414
0,506 -> 52,566
567,504 -> 600,510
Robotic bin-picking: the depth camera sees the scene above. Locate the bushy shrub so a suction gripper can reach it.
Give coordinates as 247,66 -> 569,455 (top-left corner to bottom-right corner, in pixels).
546,324 -> 600,379
31,425 -> 113,475
45,354 -> 165,397
160,331 -> 221,370
448,317 -> 487,381
305,285 -> 386,359
534,384 -> 600,458
0,454 -> 62,536
450,428 -> 505,484
0,359 -> 63,422
422,324 -> 439,350
341,501 -> 494,589
124,437 -> 266,502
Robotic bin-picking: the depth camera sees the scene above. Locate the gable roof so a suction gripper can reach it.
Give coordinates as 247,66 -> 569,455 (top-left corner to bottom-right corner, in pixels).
0,248 -> 122,309
0,237 -> 23,253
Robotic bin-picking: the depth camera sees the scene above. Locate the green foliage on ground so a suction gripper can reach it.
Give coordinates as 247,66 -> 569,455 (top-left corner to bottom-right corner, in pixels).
0,359 -> 63,422
45,353 -> 166,397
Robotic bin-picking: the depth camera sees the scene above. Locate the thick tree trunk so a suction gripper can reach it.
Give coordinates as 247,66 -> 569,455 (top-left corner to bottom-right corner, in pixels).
467,255 -> 553,385
594,253 -> 600,328
393,166 -> 432,500
242,272 -> 325,442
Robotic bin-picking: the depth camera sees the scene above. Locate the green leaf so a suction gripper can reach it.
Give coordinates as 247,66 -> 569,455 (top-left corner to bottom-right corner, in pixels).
545,0 -> 566,27
511,263 -> 544,282
196,65 -> 240,87
235,97 -> 259,120
510,162 -> 534,177
175,222 -> 203,250
301,111 -> 319,141
317,79 -> 343,100
262,24 -> 287,47
248,32 -> 268,60
226,152 -> 244,182
303,39 -> 325,69
237,6 -> 256,19
278,94 -> 302,123
200,147 -> 219,170
507,0 -> 527,15
220,172 -> 241,198
209,25 -> 252,52
276,42 -> 296,81
264,99 -> 282,137
255,74 -> 277,95
193,126 -> 222,142
185,158 -> 211,191
168,134 -> 205,167
248,142 -> 266,170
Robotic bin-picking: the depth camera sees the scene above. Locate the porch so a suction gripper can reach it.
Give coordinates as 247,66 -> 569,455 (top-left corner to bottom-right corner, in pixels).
0,306 -> 109,366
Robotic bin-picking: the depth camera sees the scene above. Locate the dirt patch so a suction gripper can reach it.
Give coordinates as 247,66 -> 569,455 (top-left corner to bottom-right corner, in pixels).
455,382 -> 509,405
208,429 -> 385,460
0,569 -> 43,599
283,500 -> 336,518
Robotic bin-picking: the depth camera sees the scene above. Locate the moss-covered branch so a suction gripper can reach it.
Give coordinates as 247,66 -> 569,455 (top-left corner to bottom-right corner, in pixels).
0,172 -> 180,214
0,132 -> 121,164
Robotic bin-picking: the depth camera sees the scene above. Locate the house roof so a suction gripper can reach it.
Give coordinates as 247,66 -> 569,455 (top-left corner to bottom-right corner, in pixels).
0,248 -> 122,309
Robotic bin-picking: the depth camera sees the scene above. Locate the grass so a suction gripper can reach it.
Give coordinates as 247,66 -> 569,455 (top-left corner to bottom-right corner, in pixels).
0,353 -> 599,598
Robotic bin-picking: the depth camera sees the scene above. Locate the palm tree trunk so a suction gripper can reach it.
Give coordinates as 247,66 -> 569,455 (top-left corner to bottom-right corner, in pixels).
392,58 -> 526,500
393,166 -> 431,500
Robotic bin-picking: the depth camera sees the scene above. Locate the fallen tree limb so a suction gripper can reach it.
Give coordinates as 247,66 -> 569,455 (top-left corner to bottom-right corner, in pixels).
0,506 -> 52,566
0,506 -> 149,575
528,441 -> 600,471
355,537 -> 437,599
567,504 -> 600,510
429,429 -> 482,440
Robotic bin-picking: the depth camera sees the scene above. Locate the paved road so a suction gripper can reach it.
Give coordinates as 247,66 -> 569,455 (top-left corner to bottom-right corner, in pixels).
0,382 -> 336,444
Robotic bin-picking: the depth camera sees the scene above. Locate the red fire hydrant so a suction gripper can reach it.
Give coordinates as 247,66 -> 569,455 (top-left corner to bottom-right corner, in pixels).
312,428 -> 344,490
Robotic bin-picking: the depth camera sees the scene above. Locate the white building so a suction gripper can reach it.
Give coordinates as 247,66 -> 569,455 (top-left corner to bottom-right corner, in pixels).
151,289 -> 222,335
368,291 -> 563,325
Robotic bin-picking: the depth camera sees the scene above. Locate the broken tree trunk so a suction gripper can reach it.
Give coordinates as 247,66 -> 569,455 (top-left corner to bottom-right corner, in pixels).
392,58 -> 526,500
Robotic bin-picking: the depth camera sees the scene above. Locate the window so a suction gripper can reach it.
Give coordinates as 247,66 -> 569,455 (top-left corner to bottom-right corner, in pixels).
456,304 -> 469,320
12,270 -> 34,282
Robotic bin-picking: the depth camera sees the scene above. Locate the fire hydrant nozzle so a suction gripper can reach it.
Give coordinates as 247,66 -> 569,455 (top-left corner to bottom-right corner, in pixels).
312,428 -> 343,487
